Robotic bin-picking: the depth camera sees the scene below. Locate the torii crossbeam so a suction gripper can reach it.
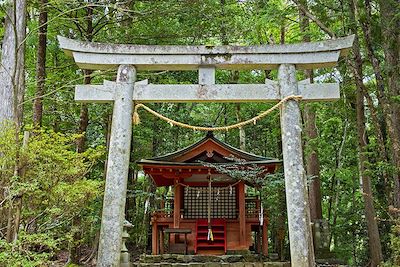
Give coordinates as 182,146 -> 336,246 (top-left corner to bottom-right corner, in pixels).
58,35 -> 354,267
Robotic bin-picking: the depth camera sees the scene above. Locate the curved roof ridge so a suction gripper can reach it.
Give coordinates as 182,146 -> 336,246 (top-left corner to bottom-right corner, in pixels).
143,133 -> 279,162
149,134 -> 210,161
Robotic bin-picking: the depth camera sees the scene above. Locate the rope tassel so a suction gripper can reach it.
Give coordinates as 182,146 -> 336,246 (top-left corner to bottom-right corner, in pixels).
207,227 -> 214,241
132,109 -> 141,125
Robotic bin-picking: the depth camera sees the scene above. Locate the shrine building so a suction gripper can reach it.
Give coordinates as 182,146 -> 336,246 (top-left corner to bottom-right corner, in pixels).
138,132 -> 281,255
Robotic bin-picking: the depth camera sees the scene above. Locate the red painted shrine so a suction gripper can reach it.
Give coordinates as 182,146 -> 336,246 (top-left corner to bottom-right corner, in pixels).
138,132 -> 281,255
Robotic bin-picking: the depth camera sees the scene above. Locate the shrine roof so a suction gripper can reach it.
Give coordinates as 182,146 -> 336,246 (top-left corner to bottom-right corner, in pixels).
137,132 -> 281,186
137,132 -> 281,166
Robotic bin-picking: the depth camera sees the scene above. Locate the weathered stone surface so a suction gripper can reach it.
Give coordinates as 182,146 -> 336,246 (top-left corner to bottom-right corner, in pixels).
220,255 -> 244,262
162,254 -> 178,262
58,35 -> 354,71
141,255 -> 162,263
75,82 -> 340,103
226,250 -> 251,256
242,254 -> 258,262
59,35 -> 354,55
192,255 -> 220,262
133,261 -> 293,267
72,51 -> 341,71
97,65 -> 136,267
199,66 -> 215,85
176,255 -> 192,263
278,64 -> 314,266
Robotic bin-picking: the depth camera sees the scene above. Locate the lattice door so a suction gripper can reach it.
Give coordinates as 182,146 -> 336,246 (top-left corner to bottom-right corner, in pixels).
183,187 -> 237,219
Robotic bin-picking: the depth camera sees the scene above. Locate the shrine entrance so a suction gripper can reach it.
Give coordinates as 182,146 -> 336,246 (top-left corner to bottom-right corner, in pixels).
58,35 -> 354,267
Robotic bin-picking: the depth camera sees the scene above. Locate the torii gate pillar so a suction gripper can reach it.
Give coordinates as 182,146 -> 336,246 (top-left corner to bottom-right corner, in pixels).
279,64 -> 314,266
97,65 -> 136,266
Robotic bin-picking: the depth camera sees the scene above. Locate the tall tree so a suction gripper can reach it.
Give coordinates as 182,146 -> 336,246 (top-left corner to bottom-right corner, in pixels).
298,0 -> 322,223
378,0 -> 400,209
0,0 -> 27,243
76,4 -> 94,153
355,0 -> 392,207
33,0 -> 48,127
348,0 -> 383,264
0,0 -> 27,126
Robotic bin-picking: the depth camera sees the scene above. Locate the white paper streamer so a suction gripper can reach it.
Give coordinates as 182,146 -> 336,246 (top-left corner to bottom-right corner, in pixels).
144,198 -> 150,214
259,202 -> 264,226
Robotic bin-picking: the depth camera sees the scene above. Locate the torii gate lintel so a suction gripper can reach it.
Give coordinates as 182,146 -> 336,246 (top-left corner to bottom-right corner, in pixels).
59,35 -> 354,267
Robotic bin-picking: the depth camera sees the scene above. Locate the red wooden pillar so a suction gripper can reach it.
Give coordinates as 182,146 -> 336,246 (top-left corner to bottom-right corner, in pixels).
262,216 -> 269,256
159,229 -> 164,254
152,222 -> 158,255
238,181 -> 246,247
256,198 -> 262,253
173,181 -> 181,228
172,180 -> 181,245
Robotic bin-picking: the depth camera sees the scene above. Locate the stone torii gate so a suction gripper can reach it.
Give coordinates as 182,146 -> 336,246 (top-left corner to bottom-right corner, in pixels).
58,35 -> 354,267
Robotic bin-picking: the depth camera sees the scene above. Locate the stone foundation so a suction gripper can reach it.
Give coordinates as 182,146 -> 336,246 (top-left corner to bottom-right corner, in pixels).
133,254 -> 291,267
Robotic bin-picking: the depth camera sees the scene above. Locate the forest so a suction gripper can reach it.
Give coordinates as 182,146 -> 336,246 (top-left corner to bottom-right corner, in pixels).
0,0 -> 399,266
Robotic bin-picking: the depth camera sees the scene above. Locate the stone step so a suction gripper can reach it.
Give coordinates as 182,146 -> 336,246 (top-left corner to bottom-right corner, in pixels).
133,263 -> 290,267
135,254 -> 291,267
139,254 -> 267,263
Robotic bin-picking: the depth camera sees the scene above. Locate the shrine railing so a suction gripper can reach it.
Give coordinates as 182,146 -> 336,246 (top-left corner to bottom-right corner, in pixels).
152,197 -> 174,219
245,197 -> 261,219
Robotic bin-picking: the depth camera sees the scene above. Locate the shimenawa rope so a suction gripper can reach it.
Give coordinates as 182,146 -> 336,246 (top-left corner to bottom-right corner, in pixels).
132,95 -> 302,131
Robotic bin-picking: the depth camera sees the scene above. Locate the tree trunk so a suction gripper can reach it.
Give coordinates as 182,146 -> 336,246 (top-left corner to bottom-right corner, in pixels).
378,0 -> 400,209
348,1 -> 383,264
71,5 -> 94,262
12,131 -> 29,241
76,102 -> 89,153
298,0 -> 322,222
0,0 -> 27,243
230,70 -> 245,151
355,82 -> 383,267
304,105 -> 322,220
0,0 -> 27,126
76,4 -> 94,153
103,113 -> 112,180
33,0 -> 48,127
354,0 -> 394,207
76,86 -> 92,154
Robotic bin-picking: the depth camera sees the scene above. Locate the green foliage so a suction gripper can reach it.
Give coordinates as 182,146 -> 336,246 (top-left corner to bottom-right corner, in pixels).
0,124 -> 104,265
0,231 -> 59,267
382,221 -> 400,267
390,223 -> 400,266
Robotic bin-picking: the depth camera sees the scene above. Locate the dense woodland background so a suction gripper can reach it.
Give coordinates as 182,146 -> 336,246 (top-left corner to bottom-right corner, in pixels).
0,0 -> 399,266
